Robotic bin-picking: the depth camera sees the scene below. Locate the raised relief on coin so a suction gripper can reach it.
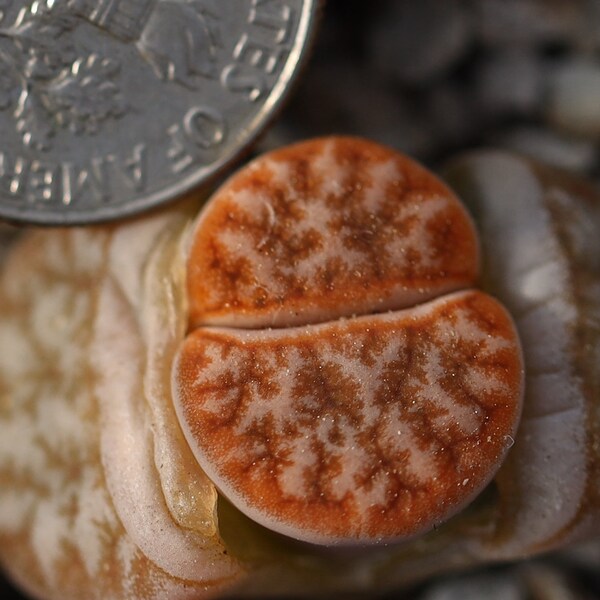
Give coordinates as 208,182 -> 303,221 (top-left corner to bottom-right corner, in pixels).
136,0 -> 220,86
0,0 -> 317,224
68,0 -> 221,86
0,0 -> 221,150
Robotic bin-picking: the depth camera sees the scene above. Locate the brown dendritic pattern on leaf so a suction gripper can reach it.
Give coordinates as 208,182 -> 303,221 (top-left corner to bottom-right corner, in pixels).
187,137 -> 479,329
174,290 -> 523,543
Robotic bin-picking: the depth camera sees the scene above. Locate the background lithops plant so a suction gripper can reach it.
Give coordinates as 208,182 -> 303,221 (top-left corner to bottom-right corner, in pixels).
0,135 -> 597,600
445,151 -> 600,557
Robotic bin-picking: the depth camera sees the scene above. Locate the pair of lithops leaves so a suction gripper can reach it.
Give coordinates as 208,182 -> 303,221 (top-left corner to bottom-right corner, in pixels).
175,138 -> 524,546
0,137 -> 598,600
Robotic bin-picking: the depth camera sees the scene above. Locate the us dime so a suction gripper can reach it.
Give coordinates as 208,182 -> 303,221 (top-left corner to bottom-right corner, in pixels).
0,0 -> 319,224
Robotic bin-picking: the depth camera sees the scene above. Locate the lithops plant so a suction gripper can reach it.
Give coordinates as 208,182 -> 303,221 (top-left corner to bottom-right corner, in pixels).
0,137 -> 597,600
174,138 -> 523,547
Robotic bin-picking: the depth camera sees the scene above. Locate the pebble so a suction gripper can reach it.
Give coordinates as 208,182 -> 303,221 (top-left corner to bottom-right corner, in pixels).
519,563 -> 581,600
545,58 -> 600,138
494,127 -> 598,172
425,82 -> 483,150
419,571 -> 524,600
475,49 -> 544,117
474,0 -> 586,47
368,0 -> 473,85
557,540 -> 600,570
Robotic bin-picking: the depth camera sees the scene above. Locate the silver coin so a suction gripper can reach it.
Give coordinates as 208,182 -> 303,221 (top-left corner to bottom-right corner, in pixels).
0,0 -> 319,225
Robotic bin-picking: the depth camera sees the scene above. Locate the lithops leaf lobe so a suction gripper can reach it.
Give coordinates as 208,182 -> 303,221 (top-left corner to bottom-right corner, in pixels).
174,290 -> 522,544
187,137 -> 479,329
